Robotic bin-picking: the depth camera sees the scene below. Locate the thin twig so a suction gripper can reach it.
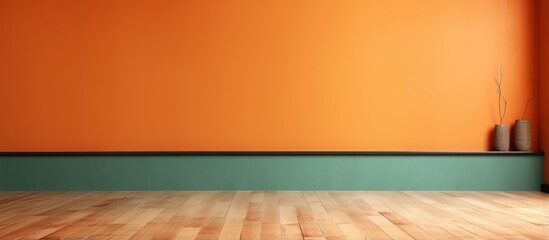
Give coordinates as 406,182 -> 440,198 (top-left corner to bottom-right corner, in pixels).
495,65 -> 507,125
521,81 -> 536,120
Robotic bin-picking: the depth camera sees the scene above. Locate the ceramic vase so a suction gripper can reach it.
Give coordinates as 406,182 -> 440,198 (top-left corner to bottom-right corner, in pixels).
513,120 -> 531,151
494,124 -> 509,151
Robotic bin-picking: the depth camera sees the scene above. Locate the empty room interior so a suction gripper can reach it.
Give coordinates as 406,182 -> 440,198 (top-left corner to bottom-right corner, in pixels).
1,0 -> 549,239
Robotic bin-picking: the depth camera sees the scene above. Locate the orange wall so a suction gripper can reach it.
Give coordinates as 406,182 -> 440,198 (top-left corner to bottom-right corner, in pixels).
539,0 -> 549,183
0,0 -> 539,151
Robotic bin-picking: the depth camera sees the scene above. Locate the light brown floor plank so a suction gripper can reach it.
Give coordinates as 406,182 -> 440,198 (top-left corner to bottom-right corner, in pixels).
0,191 -> 546,239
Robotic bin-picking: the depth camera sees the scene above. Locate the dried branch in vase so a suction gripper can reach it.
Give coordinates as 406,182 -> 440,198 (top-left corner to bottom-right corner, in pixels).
495,65 -> 507,125
521,81 -> 536,120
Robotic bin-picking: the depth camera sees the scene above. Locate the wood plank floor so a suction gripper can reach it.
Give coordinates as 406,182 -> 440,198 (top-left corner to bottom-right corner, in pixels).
0,191 -> 547,239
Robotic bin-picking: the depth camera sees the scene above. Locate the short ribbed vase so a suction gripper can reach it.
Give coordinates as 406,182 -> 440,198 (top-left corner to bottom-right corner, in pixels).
513,120 -> 531,151
494,124 -> 509,151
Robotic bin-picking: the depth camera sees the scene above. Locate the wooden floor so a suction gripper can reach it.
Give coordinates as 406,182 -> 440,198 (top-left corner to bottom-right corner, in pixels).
0,192 -> 547,239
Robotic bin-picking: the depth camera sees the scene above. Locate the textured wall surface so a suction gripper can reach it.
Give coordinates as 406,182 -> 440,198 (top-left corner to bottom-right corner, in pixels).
0,0 -> 538,151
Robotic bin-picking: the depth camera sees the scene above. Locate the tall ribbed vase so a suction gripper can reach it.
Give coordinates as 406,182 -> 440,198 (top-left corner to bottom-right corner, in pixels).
513,120 -> 531,151
494,124 -> 509,151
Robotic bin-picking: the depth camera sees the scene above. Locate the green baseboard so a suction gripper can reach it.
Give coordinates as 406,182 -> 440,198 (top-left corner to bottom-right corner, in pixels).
0,154 -> 543,191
